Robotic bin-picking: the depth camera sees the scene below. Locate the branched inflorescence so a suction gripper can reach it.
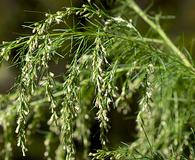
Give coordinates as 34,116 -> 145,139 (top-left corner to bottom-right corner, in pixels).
0,0 -> 195,159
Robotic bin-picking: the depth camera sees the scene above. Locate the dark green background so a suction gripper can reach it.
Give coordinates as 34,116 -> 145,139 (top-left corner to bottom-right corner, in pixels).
0,0 -> 195,159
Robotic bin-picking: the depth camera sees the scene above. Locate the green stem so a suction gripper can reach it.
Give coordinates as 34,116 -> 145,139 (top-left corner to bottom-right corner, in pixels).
127,0 -> 194,70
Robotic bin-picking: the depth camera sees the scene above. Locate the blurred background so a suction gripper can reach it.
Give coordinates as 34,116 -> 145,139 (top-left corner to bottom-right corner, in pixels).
0,0 -> 195,159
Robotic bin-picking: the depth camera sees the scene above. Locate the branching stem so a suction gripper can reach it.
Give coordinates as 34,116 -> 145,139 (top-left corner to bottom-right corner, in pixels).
128,0 -> 194,71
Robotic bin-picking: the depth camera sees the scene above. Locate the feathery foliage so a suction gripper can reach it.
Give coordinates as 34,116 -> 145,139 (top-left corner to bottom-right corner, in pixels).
0,0 -> 195,159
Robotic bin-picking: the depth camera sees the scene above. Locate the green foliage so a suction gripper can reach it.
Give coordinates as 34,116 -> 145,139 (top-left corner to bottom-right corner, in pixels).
0,0 -> 195,159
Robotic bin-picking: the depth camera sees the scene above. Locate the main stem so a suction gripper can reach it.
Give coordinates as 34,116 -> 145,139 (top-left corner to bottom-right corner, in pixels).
128,0 -> 194,70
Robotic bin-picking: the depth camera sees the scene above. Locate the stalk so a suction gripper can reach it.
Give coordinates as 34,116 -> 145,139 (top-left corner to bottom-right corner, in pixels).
127,0 -> 194,71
